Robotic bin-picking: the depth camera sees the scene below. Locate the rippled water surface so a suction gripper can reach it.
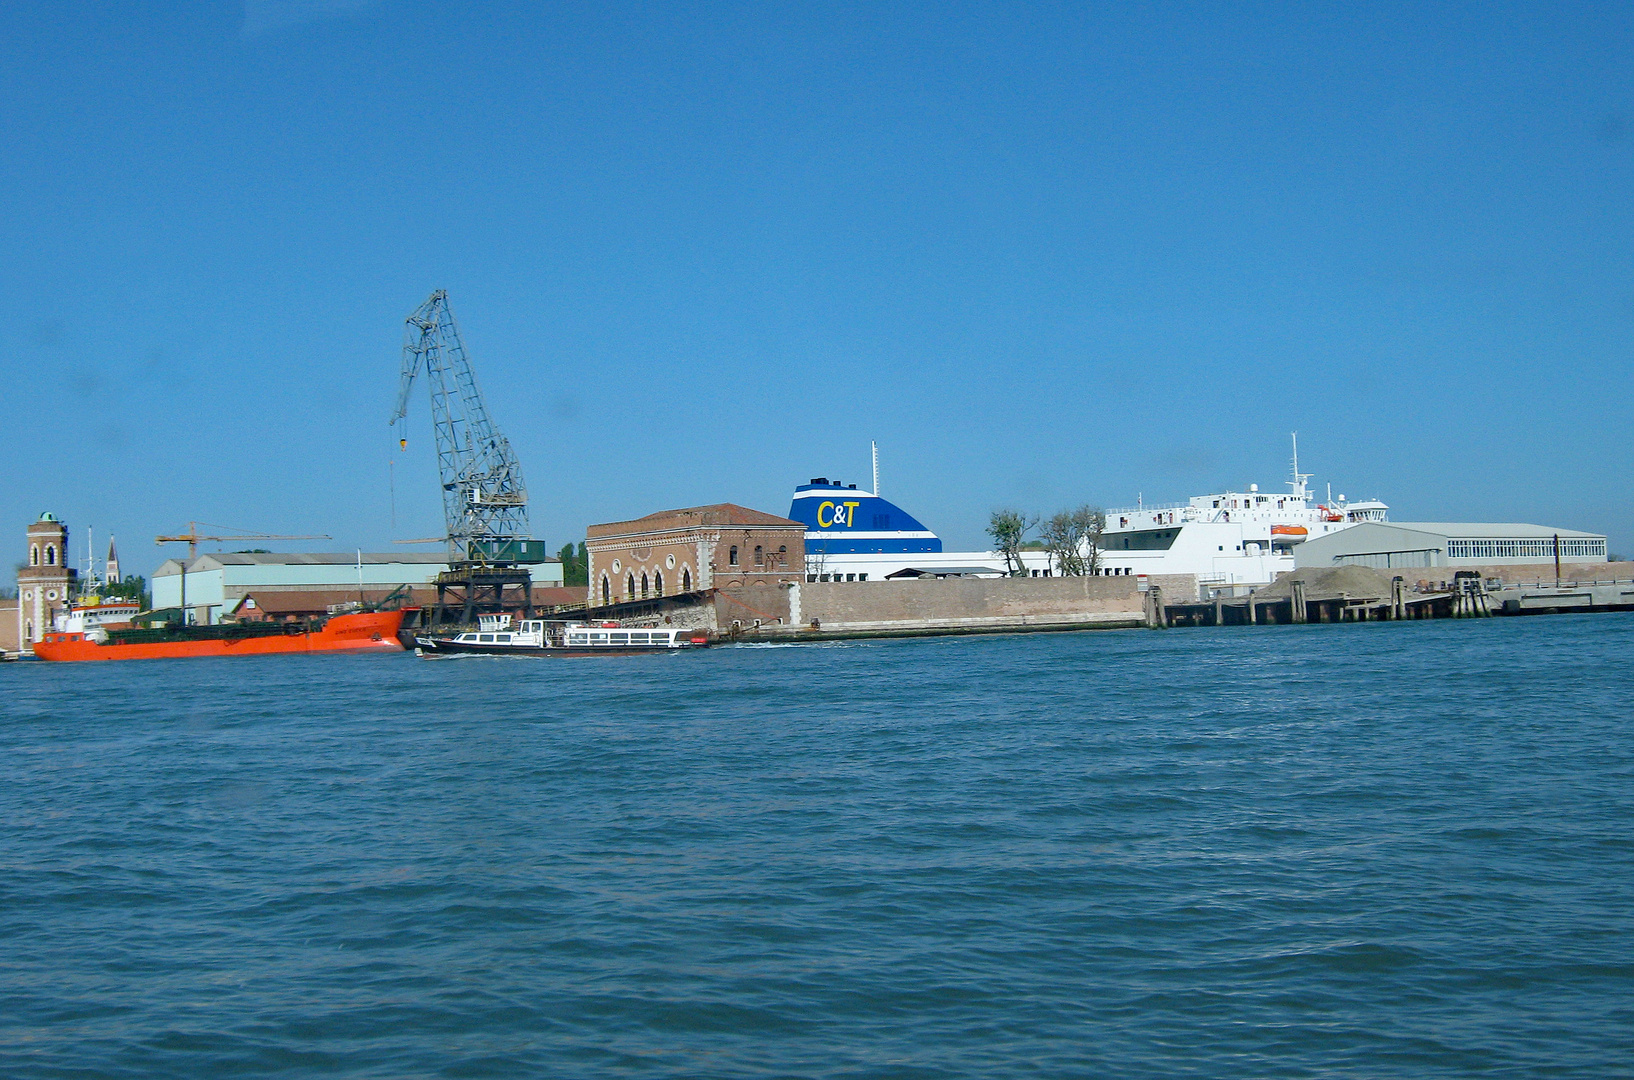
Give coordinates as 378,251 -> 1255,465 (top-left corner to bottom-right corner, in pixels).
4,614 -> 1633,1078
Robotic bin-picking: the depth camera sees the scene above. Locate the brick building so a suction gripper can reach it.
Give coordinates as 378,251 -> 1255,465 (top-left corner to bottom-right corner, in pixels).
584,504 -> 806,607
17,512 -> 78,650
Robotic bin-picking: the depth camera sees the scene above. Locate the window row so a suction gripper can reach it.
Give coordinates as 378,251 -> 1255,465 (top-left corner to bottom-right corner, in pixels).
727,544 -> 790,568
600,566 -> 694,605
1447,538 -> 1606,560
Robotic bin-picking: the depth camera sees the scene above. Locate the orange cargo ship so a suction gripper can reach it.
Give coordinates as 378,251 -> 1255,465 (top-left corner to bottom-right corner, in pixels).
33,609 -> 407,662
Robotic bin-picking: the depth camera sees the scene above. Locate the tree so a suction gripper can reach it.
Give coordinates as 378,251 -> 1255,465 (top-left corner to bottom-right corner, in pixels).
987,509 -> 1036,576
558,542 -> 589,587
1040,505 -> 1106,576
102,575 -> 151,608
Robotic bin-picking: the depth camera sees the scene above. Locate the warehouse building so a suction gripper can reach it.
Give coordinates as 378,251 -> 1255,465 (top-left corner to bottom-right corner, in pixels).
584,504 -> 806,607
151,552 -> 564,625
1294,522 -> 1607,570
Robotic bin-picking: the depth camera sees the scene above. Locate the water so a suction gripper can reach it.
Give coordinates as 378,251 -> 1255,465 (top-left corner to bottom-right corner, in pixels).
3,615 -> 1632,1078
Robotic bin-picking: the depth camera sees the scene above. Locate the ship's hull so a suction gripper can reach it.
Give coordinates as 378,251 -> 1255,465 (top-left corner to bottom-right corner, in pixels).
33,610 -> 407,662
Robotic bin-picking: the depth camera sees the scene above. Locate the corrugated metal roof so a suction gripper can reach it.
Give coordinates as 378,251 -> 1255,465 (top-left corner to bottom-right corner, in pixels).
1388,522 -> 1604,539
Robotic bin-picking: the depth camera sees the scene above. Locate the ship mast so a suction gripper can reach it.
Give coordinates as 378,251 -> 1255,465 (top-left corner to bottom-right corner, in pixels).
1287,431 -> 1312,501
871,441 -> 880,496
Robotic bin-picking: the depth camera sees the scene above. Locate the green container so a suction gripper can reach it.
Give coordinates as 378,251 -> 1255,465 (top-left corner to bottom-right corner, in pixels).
467,539 -> 549,564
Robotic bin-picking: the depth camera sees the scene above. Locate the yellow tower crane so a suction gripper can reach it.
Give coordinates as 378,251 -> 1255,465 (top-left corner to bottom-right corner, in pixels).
155,523 -> 332,559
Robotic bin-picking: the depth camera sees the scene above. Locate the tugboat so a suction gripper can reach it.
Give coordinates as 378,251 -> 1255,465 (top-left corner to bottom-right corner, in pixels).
410,613 -> 710,657
33,608 -> 408,661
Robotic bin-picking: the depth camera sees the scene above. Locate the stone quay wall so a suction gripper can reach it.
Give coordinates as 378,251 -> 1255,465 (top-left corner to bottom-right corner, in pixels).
1392,561 -> 1634,590
710,575 -> 1199,640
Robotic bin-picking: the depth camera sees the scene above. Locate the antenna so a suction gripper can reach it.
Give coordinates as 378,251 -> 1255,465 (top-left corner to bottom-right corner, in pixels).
871,441 -> 879,496
1287,431 -> 1312,499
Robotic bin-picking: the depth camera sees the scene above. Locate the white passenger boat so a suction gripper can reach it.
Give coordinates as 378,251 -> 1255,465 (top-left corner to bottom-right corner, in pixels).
411,613 -> 709,657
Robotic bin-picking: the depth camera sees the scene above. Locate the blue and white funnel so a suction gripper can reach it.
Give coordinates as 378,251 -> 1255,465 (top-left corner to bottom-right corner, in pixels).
788,479 -> 943,555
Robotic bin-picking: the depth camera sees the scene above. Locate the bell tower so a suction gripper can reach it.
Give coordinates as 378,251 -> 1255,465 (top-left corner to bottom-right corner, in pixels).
18,513 -> 75,649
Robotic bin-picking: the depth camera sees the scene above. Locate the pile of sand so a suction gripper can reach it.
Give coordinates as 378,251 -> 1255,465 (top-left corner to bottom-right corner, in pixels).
1255,565 -> 1398,603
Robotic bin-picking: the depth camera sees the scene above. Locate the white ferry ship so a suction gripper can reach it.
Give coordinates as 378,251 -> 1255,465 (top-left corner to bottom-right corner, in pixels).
1095,440 -> 1386,592
790,438 -> 1384,592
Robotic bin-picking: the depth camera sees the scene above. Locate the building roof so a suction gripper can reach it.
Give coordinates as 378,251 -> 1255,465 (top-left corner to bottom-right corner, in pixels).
155,552 -> 454,576
587,503 -> 802,539
884,566 -> 1006,578
228,584 -> 585,616
1384,522 -> 1604,540
229,588 -> 439,615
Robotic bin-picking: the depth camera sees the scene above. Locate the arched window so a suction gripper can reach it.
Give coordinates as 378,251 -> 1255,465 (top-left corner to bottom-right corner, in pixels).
46,545 -> 56,566
682,568 -> 692,592
601,575 -> 611,605
626,573 -> 635,599
654,571 -> 663,597
778,545 -> 787,567
728,545 -> 739,566
641,573 -> 649,598
30,545 -> 38,566
754,545 -> 764,566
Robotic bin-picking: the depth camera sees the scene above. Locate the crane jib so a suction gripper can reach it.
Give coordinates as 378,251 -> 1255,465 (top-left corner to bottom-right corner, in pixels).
391,290 -> 533,565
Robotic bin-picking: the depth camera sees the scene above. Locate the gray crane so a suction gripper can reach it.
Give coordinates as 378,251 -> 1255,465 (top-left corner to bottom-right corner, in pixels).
390,290 -> 532,566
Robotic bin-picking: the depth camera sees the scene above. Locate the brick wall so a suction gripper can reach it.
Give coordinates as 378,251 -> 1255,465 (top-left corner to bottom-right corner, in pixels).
709,574 -> 1199,637
0,600 -> 19,653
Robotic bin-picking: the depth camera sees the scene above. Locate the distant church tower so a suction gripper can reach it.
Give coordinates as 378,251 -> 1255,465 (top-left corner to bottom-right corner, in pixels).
106,535 -> 121,585
18,513 -> 75,648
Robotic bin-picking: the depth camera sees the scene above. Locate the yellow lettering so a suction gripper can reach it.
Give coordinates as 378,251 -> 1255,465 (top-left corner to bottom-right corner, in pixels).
817,501 -> 835,528
843,501 -> 861,526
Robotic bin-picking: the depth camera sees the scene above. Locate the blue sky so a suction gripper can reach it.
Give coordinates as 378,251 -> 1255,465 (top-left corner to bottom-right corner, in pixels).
4,1 -> 1631,577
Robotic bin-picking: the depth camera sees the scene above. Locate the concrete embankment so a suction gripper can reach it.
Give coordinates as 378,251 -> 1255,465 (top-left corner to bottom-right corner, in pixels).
1388,561 -> 1634,590
711,575 -> 1199,641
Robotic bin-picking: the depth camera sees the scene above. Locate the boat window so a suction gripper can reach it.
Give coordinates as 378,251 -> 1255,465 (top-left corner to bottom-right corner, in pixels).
498,634 -> 512,642
569,634 -> 588,644
480,634 -> 495,642
591,632 -> 608,642
609,633 -> 629,644
629,632 -> 649,643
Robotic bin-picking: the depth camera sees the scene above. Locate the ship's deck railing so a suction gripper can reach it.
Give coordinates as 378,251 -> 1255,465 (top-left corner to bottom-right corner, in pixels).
1104,502 -> 1192,515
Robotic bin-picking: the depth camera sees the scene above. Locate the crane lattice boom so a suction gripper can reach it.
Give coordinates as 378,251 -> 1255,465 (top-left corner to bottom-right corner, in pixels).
389,290 -> 530,563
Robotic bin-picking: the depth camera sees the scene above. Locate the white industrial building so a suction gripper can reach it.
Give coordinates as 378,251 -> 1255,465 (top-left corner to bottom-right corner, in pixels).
1293,522 -> 1607,570
151,553 -> 564,624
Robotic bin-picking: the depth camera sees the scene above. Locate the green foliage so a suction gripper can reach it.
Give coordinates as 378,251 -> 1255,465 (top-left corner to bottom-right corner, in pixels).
558,542 -> 589,587
102,575 -> 151,608
986,509 -> 1035,576
1039,505 -> 1106,576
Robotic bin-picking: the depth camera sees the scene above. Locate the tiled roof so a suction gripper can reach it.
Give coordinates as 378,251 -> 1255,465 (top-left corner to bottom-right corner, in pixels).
588,503 -> 801,538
